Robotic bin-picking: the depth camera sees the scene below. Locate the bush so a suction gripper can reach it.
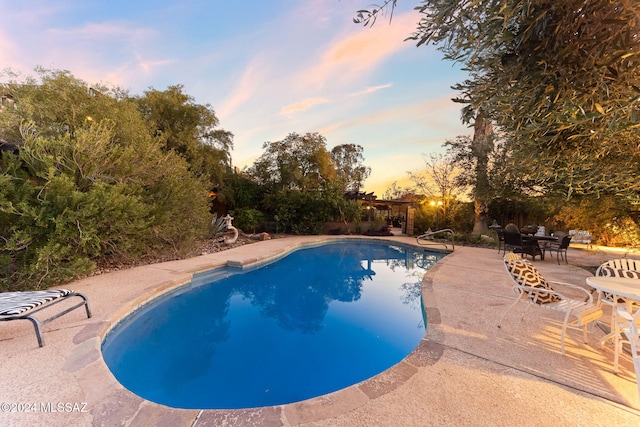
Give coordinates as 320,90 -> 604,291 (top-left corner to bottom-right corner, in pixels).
0,122 -> 211,291
264,189 -> 337,235
231,208 -> 265,233
554,195 -> 639,247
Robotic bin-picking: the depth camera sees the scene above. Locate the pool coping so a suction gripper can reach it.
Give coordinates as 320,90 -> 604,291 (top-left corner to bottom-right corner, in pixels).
1,235 -> 640,426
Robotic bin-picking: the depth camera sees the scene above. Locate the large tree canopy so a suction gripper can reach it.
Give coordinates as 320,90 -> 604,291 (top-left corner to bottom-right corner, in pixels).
331,143 -> 371,192
246,132 -> 336,192
135,85 -> 233,188
357,1 -> 640,202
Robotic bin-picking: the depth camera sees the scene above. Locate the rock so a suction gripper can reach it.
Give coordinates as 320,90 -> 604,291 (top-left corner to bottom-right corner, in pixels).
249,232 -> 271,241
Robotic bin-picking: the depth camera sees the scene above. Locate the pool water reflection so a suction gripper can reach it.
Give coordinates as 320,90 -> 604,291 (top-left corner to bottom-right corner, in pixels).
102,240 -> 444,409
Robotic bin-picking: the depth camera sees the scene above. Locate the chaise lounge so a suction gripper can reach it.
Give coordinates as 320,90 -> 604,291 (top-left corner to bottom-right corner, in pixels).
0,289 -> 91,347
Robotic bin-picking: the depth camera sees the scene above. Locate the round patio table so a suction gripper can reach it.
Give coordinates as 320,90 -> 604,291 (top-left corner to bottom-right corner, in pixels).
585,276 -> 640,365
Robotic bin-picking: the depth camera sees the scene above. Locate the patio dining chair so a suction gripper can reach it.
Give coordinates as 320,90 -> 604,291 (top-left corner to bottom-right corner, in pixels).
0,289 -> 91,347
498,254 -> 603,356
495,228 -> 505,255
502,230 -> 543,260
613,305 -> 640,403
542,234 -> 572,264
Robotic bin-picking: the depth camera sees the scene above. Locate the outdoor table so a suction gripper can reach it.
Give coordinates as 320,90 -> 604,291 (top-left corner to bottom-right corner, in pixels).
529,235 -> 558,241
522,235 -> 557,260
585,276 -> 640,360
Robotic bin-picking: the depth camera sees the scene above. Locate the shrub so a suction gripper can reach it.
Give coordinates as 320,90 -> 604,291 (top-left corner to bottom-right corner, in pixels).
231,208 -> 265,234
0,122 -> 211,290
264,189 -> 336,235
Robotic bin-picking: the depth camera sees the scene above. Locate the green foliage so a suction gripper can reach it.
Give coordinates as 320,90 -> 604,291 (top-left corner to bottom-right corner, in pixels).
338,200 -> 364,224
221,171 -> 263,210
406,0 -> 640,202
264,189 -> 337,235
246,132 -> 335,192
231,208 -> 265,234
331,144 -> 371,192
554,195 -> 640,247
238,133 -> 372,236
0,69 -> 213,290
356,0 -> 640,239
135,85 -> 234,188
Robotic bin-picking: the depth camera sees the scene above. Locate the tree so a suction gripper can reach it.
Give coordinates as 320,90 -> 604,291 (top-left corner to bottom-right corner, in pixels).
331,143 -> 371,192
444,108 -> 496,235
382,181 -> 409,200
246,132 -> 335,192
135,85 -> 234,188
244,132 -> 363,234
409,0 -> 640,202
355,0 -> 640,239
408,153 -> 468,229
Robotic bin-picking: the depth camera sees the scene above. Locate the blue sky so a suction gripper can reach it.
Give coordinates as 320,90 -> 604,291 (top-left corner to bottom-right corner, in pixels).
1,0 -> 472,195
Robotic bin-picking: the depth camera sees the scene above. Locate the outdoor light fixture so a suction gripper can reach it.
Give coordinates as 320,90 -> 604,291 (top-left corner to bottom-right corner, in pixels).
430,200 -> 443,230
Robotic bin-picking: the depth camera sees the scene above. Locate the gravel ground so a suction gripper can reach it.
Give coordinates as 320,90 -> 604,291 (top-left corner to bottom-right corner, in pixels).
90,232 -> 278,276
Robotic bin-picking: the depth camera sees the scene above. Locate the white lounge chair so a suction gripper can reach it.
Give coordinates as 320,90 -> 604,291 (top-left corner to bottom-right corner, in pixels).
499,254 -> 603,356
0,289 -> 91,347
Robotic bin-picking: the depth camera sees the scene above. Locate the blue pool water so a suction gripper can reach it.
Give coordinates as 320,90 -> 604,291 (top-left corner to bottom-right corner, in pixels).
101,240 -> 443,409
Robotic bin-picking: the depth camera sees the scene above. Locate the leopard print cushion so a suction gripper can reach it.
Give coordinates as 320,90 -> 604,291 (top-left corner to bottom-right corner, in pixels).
505,258 -> 561,304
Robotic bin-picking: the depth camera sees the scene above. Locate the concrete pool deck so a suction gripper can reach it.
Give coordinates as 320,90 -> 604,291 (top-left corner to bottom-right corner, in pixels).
1,235 -> 640,426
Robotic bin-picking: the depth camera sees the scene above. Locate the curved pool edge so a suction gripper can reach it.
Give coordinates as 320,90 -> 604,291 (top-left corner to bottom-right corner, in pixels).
92,235 -> 450,422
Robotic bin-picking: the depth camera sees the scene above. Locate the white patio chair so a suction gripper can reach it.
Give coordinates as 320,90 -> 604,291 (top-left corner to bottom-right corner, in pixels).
613,306 -> 640,403
594,260 -> 640,331
499,254 -> 603,356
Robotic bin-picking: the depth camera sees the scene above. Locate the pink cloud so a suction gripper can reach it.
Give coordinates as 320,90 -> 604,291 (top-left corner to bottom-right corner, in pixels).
279,97 -> 329,116
217,57 -> 271,121
350,83 -> 393,97
300,12 -> 419,89
319,93 -> 469,136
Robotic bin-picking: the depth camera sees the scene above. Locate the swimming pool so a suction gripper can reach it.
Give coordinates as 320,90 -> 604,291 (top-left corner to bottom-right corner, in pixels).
101,240 -> 444,409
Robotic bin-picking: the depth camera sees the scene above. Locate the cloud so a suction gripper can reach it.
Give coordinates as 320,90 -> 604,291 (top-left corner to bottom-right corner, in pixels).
298,12 -> 418,89
276,82 -> 391,118
47,21 -> 155,41
350,83 -> 393,97
133,54 -> 173,75
319,93 -> 469,137
279,97 -> 329,116
216,56 -> 271,121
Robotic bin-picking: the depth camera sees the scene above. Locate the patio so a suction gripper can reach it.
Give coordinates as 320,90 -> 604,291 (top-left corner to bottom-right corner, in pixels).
1,235 -> 639,426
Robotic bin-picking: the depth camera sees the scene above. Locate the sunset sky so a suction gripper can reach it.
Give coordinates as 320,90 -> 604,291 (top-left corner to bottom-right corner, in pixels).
1,0 -> 472,195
